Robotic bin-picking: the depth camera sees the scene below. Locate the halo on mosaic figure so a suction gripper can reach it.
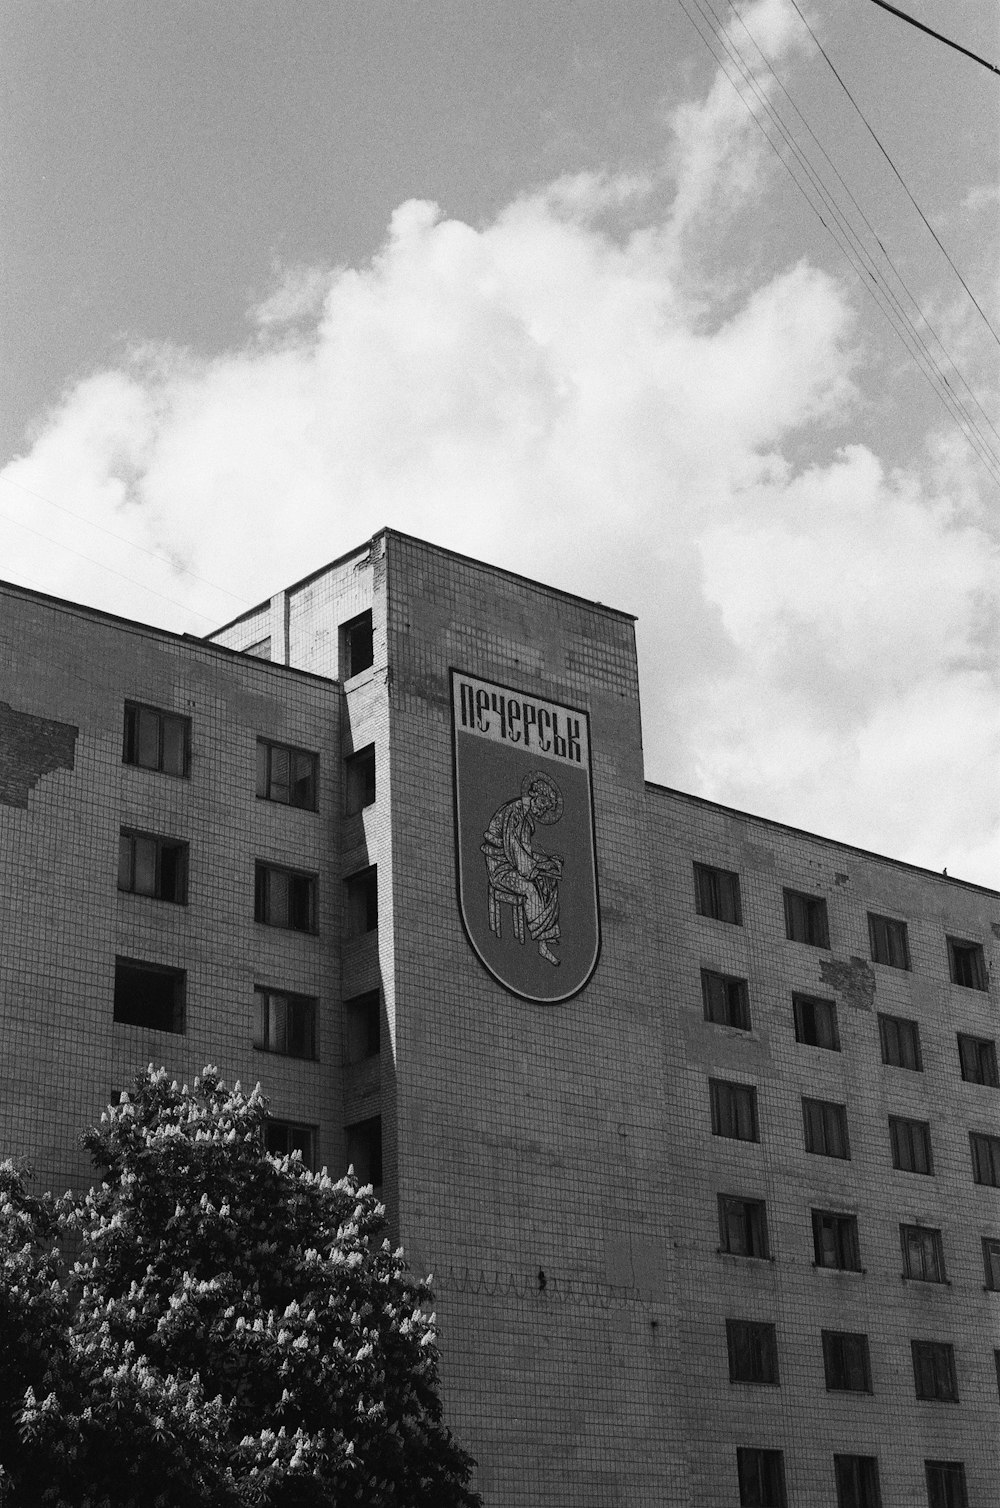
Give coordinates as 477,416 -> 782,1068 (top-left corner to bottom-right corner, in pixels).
521,769 -> 564,825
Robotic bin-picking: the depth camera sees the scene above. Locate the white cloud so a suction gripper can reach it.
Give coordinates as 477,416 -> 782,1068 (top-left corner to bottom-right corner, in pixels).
2,0 -> 997,885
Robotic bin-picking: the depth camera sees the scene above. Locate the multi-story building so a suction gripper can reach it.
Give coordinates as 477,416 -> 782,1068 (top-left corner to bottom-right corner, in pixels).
2,528 -> 998,1508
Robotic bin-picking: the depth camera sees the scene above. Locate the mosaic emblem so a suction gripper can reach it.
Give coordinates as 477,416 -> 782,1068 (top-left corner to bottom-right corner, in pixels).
451,669 -> 600,1005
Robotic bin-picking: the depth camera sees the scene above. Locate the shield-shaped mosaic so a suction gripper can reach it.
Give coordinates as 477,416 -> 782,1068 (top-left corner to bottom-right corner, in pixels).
451,669 -> 600,1005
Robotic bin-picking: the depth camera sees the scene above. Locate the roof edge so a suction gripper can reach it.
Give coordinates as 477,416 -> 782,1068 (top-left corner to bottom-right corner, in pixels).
0,576 -> 337,688
645,781 -> 999,899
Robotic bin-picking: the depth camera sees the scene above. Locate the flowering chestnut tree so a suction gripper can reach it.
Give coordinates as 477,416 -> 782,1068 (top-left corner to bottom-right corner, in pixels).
0,1067 -> 480,1508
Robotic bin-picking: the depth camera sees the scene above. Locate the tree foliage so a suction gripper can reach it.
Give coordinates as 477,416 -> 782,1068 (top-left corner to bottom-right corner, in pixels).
0,1067 -> 480,1508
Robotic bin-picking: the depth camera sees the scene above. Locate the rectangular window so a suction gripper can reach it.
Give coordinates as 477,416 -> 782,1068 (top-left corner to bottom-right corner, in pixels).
948,937 -> 987,991
912,1341 -> 958,1402
803,1098 -> 850,1159
254,863 -> 317,932
344,744 -> 376,816
737,1448 -> 787,1508
901,1225 -> 946,1283
254,988 -> 317,1059
958,1033 -> 999,1087
693,862 -> 742,925
834,1456 -> 882,1508
345,867 -> 378,938
793,993 -> 840,1050
812,1210 -> 861,1271
718,1195 -> 770,1259
345,1115 -> 383,1187
925,1462 -> 968,1508
117,830 -> 188,904
265,1119 -> 316,1170
823,1331 -> 872,1393
343,990 -> 381,1064
983,1237 -> 1000,1291
727,1320 -> 779,1385
710,1080 -> 758,1142
878,1013 -> 922,1071
122,701 -> 190,777
113,958 -> 185,1033
342,610 -> 374,678
256,739 -> 318,810
868,912 -> 910,969
702,969 -> 751,1030
890,1116 -> 933,1175
784,889 -> 830,948
971,1131 -> 1000,1186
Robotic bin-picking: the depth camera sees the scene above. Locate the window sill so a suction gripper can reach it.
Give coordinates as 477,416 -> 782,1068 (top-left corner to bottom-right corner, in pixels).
254,920 -> 319,937
253,1046 -> 319,1063
813,1264 -> 866,1275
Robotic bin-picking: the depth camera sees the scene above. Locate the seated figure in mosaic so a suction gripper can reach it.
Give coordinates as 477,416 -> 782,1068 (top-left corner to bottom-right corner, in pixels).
481,771 -> 564,965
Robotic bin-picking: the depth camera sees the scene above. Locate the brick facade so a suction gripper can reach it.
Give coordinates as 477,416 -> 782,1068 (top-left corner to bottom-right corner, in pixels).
2,531 -> 998,1507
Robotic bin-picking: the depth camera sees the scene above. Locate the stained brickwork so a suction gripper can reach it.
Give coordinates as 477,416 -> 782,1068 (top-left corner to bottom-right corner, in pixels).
0,701 -> 78,807
3,537 -> 1000,1508
0,586 -> 341,1201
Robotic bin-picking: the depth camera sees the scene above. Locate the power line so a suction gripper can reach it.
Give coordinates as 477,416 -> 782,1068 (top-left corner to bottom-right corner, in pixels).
787,0 -> 1000,356
0,473 -> 251,609
720,0 -> 1000,452
869,0 -> 1000,79
683,0 -> 1000,479
0,504 -> 225,627
676,0 -> 1000,483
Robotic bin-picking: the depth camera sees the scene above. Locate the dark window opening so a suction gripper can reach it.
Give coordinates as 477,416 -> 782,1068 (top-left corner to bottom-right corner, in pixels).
812,1210 -> 861,1271
793,994 -> 840,1050
693,863 -> 742,925
345,866 -> 378,938
265,1119 -> 316,1170
823,1331 -> 872,1393
890,1116 -> 933,1175
342,611 -> 374,678
254,988 -> 317,1059
345,1115 -> 383,1187
834,1455 -> 882,1508
122,702 -> 190,777
118,830 -> 188,904
925,1462 -> 968,1508
702,969 -> 751,1030
113,958 -> 185,1033
878,1013 -> 922,1071
983,1237 -> 1000,1291
958,1033 -> 998,1086
256,739 -> 318,810
344,990 -> 381,1064
784,889 -> 830,948
727,1320 -> 779,1385
255,863 -> 317,932
868,912 -> 910,969
344,744 -> 376,816
803,1097 -> 850,1159
901,1225 -> 946,1283
971,1131 -> 1000,1186
948,937 -> 987,991
710,1080 -> 758,1142
737,1447 -> 787,1508
718,1195 -> 769,1259
912,1341 -> 958,1403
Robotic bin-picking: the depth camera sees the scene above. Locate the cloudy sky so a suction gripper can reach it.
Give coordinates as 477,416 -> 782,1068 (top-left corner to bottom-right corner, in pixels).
2,0 -> 999,884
